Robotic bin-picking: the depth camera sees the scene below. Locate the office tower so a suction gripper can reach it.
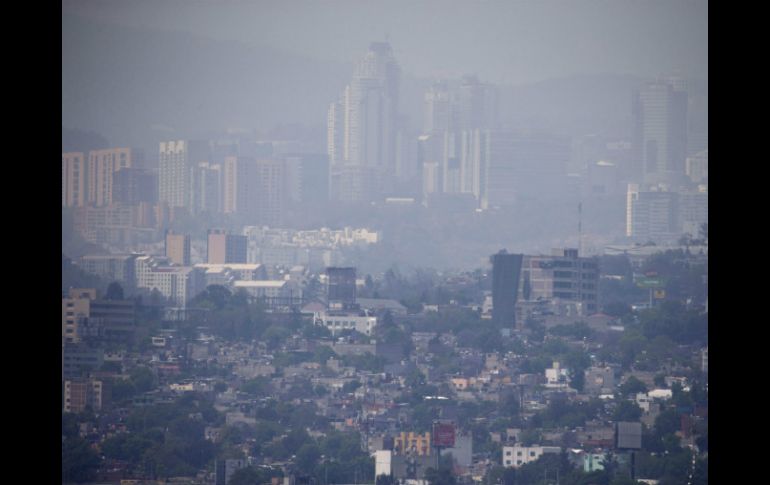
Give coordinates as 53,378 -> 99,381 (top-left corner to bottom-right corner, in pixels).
422,160 -> 441,202
207,229 -> 247,264
519,249 -> 599,316
253,159 -> 284,227
328,42 -> 400,203
165,232 -> 191,266
87,148 -> 143,207
62,152 -> 87,207
686,149 -> 708,185
626,183 -> 680,244
491,251 -> 523,327
441,130 -> 462,194
222,156 -> 249,215
679,186 -> 708,238
480,131 -> 571,208
457,75 -> 498,131
326,267 -> 356,306
112,168 -> 156,205
632,80 -> 688,186
284,154 -> 330,207
194,161 -> 222,214
158,140 -> 210,211
424,81 -> 456,133
223,156 -> 284,226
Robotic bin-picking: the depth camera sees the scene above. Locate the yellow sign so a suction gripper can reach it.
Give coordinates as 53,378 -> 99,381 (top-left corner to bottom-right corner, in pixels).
654,289 -> 666,299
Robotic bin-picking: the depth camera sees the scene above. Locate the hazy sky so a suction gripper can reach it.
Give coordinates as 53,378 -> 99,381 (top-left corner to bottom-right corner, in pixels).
62,0 -> 707,85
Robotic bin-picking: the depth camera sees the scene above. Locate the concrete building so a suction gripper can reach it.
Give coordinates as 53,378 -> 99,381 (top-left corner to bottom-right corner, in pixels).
63,379 -> 110,413
73,204 -> 155,245
194,263 -> 267,282
678,186 -> 708,239
158,140 -> 210,211
165,232 -> 191,266
232,280 -> 298,299
328,42 -> 400,203
632,80 -> 688,186
207,229 -> 247,264
284,153 -> 329,208
491,251 -> 524,327
326,267 -> 357,307
584,367 -> 616,395
519,249 -> 600,316
62,343 -> 103,380
194,161 -> 222,214
112,167 -> 156,205
87,147 -> 142,206
315,310 -> 377,336
214,458 -> 246,485
62,152 -> 87,207
480,131 -> 570,208
62,289 -> 136,345
502,445 -> 561,468
626,184 -> 680,244
222,156 -> 284,226
685,149 -> 708,185
78,254 -> 138,289
135,255 -> 205,307
62,295 -> 91,344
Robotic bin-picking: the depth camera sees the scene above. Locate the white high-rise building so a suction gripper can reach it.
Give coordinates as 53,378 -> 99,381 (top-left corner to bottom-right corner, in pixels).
158,140 -> 210,211
626,183 -> 679,243
328,42 -> 400,203
686,149 -> 708,185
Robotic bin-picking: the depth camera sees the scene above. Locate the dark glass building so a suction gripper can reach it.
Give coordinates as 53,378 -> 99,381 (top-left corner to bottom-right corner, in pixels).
491,251 -> 523,327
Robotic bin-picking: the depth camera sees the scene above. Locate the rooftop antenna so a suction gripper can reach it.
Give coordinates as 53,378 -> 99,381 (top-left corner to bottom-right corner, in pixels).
578,201 -> 583,256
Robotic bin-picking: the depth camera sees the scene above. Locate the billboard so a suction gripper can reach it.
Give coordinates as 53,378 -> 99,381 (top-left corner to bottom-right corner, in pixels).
615,422 -> 642,450
432,423 -> 456,448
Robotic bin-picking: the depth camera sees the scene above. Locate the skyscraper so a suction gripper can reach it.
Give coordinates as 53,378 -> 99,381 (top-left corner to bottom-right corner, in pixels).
491,251 -> 523,327
632,80 -> 688,186
626,183 -> 679,244
158,140 -> 210,211
457,75 -> 498,131
424,81 -> 456,134
328,42 -> 400,203
87,148 -> 143,207
222,156 -> 284,226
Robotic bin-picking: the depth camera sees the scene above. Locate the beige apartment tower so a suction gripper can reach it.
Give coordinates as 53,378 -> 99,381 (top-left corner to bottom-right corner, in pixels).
165,232 -> 191,266
87,148 -> 141,206
62,152 -> 87,207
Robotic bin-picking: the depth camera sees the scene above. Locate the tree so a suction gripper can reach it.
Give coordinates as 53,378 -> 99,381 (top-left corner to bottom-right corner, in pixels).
376,473 -> 396,485
295,443 -> 322,474
424,466 -> 457,485
62,437 -> 100,483
618,376 -> 648,397
105,281 -> 124,300
613,400 -> 642,422
130,366 -> 157,393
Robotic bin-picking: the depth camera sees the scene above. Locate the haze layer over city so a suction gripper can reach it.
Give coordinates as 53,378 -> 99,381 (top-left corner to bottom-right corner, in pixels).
61,2 -> 707,485
63,0 -> 707,272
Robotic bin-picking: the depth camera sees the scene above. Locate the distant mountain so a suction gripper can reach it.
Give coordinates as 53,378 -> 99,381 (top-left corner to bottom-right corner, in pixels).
63,14 -> 706,150
63,14 -> 353,148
